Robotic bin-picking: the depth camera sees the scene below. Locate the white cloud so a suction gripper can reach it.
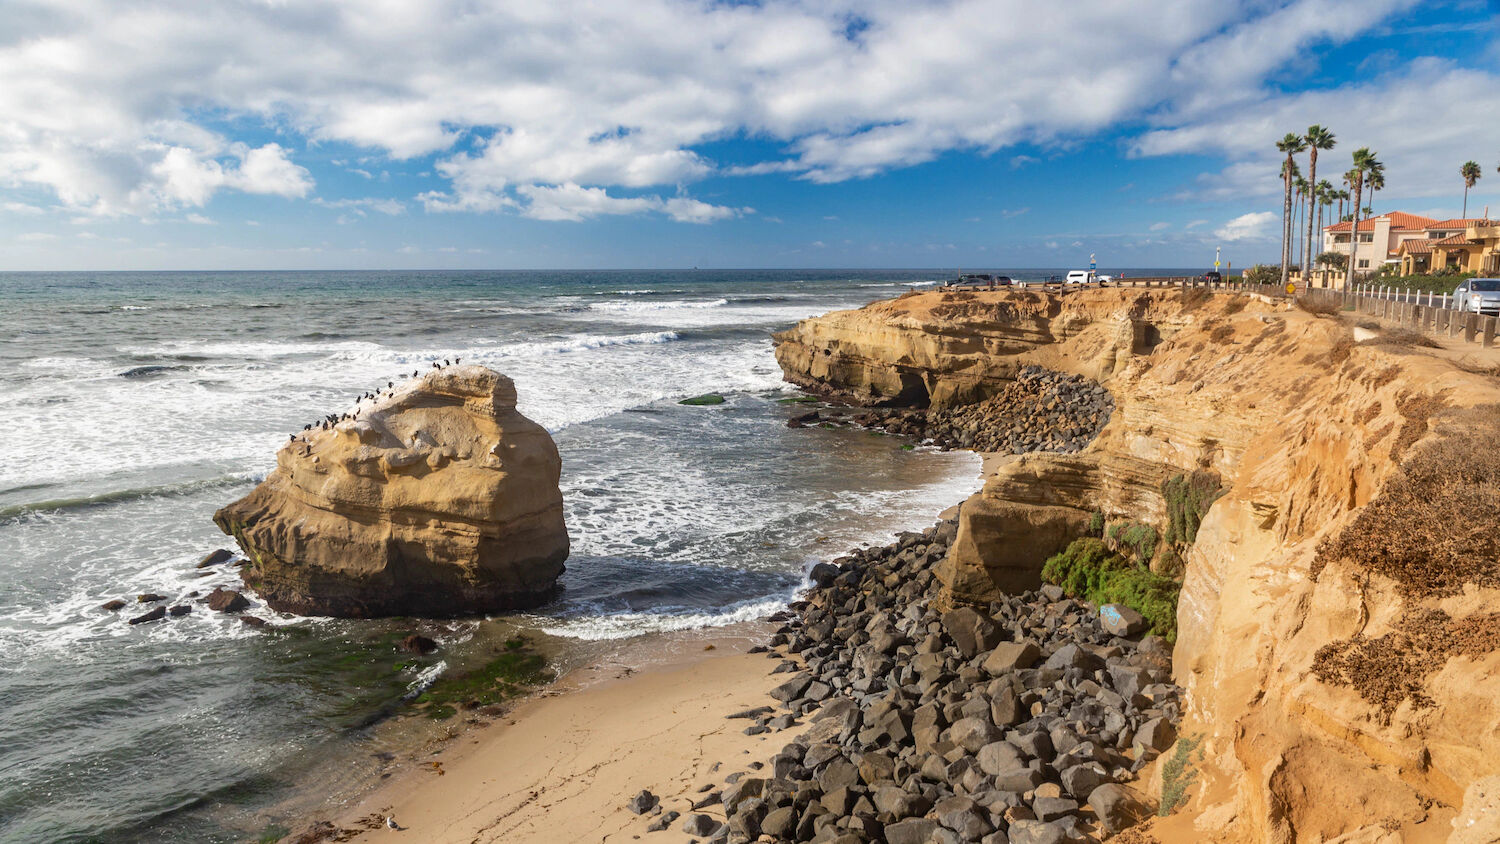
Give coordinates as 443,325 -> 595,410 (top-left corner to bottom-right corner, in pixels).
1150,221 -> 1171,231
1134,60 -> 1500,209
313,197 -> 405,216
17,231 -> 57,241
515,183 -> 745,223
4,201 -> 44,214
184,213 -> 214,224
1216,211 -> 1278,241
0,0 -> 1450,225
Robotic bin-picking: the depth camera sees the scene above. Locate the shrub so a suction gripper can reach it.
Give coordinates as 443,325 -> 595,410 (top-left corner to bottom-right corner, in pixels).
1158,733 -> 1205,815
1120,523 -> 1158,563
1162,471 -> 1224,546
1295,295 -> 1343,316
1242,264 -> 1279,286
1041,538 -> 1181,641
1315,251 -> 1348,272
1087,510 -> 1105,537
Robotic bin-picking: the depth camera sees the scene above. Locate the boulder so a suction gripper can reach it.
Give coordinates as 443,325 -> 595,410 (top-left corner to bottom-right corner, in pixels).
983,641 -> 1041,674
167,604 -> 191,617
128,606 -> 166,624
681,814 -> 721,837
196,548 -> 235,568
941,606 -> 1003,658
883,818 -> 939,844
626,789 -> 658,815
1099,603 -> 1146,637
137,593 -> 165,603
1087,783 -> 1156,834
206,588 -> 250,613
101,599 -> 127,611
215,367 -> 569,617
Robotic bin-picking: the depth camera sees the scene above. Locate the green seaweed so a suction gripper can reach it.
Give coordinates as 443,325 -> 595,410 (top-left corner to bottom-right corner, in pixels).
410,636 -> 550,720
775,395 -> 820,404
678,393 -> 726,406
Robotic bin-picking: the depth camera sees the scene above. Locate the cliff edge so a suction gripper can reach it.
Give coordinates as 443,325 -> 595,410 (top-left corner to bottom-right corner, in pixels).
215,366 -> 568,618
776,286 -> 1500,841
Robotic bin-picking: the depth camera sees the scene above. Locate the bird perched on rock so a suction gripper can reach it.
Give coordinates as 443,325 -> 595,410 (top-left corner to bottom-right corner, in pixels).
443,358 -> 450,366
454,356 -> 461,364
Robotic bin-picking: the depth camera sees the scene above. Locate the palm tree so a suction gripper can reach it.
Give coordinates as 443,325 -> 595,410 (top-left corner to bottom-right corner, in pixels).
1344,147 -> 1377,291
1277,133 -> 1306,285
1302,126 -> 1336,277
1462,161 -> 1482,217
1337,188 -> 1351,222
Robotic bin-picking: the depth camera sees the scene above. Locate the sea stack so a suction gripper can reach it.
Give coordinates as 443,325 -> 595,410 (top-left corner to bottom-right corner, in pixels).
214,366 -> 568,617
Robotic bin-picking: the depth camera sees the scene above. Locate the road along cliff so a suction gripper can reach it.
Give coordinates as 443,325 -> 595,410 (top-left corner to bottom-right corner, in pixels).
215,366 -> 568,618
775,286 -> 1500,841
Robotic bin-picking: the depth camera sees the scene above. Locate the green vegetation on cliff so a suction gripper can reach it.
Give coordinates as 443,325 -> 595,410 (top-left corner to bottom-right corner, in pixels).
1042,538 -> 1180,641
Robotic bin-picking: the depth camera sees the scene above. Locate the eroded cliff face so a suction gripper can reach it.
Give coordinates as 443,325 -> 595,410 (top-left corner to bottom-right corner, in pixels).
776,287 -> 1500,841
215,366 -> 568,617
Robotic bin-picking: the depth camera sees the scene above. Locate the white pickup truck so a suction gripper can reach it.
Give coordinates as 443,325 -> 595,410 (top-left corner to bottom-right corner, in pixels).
1065,270 -> 1113,285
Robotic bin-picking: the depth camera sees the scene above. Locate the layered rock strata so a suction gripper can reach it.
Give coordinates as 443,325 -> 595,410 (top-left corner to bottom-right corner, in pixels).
777,286 -> 1500,840
215,366 -> 568,617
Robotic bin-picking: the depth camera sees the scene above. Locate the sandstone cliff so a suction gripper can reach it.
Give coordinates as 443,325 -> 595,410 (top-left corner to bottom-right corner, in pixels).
776,287 -> 1500,841
215,366 -> 568,618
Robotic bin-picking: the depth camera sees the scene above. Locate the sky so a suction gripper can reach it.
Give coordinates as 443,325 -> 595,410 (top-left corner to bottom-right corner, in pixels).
1,0 -> 1497,271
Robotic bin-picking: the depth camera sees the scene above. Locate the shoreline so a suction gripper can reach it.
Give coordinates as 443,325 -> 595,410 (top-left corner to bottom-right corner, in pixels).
305,623 -> 796,843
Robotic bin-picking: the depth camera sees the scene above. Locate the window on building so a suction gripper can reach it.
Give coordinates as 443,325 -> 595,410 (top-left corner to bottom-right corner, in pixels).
1358,259 -> 1370,268
1359,233 -> 1374,242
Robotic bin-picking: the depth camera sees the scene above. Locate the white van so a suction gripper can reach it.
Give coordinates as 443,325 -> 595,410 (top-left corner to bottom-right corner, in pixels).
1065,270 -> 1093,284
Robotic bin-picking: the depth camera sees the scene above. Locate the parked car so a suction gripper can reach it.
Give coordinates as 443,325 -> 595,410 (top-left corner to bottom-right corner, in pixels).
1453,278 -> 1500,315
1203,271 -> 1223,284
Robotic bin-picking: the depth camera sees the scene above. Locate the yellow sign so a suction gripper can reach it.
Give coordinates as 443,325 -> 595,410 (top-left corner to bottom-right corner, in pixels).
1285,283 -> 1296,295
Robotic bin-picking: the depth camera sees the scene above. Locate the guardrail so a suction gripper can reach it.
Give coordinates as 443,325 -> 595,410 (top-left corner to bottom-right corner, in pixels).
946,277 -> 1498,348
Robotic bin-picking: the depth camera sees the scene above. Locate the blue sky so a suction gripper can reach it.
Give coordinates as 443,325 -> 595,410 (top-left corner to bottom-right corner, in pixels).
1,0 -> 1497,271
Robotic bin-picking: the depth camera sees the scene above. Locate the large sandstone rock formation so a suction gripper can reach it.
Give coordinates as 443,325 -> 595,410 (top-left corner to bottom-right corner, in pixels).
777,286 -> 1500,841
215,366 -> 568,617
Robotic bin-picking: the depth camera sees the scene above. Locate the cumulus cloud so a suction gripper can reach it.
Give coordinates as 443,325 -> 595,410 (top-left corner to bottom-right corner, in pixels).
0,0 -> 1481,223
1216,211 -> 1278,241
1134,60 -> 1500,206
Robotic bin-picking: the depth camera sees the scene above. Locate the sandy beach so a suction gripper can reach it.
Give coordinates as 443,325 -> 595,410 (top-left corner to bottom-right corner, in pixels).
322,632 -> 796,843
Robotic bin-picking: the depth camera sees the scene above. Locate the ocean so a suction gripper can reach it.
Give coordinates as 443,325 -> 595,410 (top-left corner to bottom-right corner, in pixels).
0,269 -> 987,842
0,268 -> 1192,842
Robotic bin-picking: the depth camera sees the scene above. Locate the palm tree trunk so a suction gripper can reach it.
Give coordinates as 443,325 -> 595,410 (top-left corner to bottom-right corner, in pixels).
1280,171 -> 1293,287
1464,185 -> 1469,218
1303,151 -> 1318,278
1344,182 -> 1363,291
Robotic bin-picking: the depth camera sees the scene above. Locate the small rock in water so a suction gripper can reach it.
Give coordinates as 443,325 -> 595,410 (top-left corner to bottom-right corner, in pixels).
137,593 -> 166,604
196,549 -> 235,569
240,616 -> 268,629
167,604 -> 191,617
626,789 -> 658,815
399,635 -> 438,655
206,588 -> 250,613
101,599 -> 127,612
128,606 -> 166,625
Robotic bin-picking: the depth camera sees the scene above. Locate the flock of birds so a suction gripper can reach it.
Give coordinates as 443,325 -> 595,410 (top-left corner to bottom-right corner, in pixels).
284,358 -> 462,454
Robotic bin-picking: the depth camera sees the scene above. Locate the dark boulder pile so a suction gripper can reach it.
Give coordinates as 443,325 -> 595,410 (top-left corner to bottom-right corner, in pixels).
678,519 -> 1180,843
891,367 -> 1114,454
799,367 -> 1113,457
